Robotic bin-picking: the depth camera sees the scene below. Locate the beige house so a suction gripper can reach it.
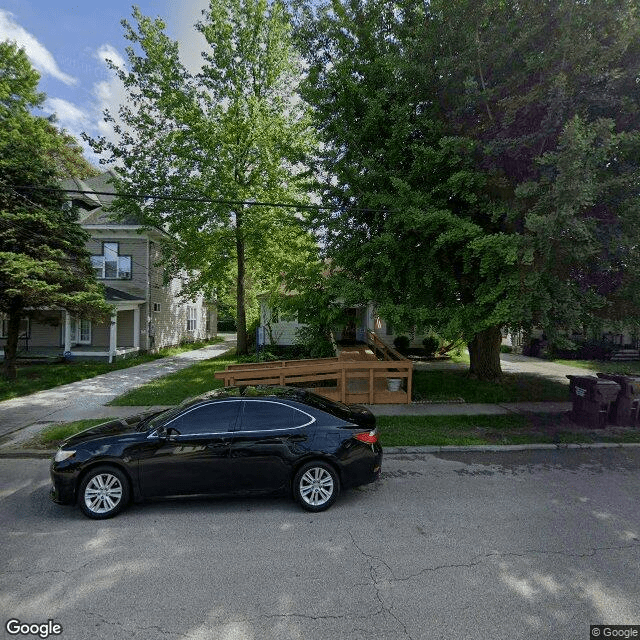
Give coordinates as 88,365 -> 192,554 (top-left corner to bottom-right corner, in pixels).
0,171 -> 216,362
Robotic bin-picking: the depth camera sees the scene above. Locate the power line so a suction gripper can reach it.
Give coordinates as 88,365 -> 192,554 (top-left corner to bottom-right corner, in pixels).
10,185 -> 388,215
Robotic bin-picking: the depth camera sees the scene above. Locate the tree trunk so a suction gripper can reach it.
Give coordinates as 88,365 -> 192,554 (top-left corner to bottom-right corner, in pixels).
235,215 -> 248,355
1,310 -> 21,381
467,325 -> 503,381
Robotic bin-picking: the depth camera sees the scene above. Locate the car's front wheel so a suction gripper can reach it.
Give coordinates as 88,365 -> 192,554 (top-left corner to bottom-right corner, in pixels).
294,461 -> 340,512
78,466 -> 130,519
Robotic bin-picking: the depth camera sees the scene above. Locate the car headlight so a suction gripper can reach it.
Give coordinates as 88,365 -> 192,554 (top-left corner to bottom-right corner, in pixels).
54,449 -> 76,463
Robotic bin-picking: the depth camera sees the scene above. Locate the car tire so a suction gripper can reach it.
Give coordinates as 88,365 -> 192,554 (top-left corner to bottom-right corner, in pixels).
293,461 -> 340,512
78,466 -> 130,519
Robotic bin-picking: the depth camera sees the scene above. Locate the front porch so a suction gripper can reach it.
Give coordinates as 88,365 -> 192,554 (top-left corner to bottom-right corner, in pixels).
61,303 -> 143,363
1,293 -> 146,363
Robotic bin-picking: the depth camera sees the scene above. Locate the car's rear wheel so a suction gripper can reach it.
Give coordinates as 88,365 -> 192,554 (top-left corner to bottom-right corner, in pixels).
78,466 -> 129,519
294,461 -> 340,512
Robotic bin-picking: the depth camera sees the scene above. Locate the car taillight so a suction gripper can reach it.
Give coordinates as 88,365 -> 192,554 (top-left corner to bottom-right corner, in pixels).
354,430 -> 378,444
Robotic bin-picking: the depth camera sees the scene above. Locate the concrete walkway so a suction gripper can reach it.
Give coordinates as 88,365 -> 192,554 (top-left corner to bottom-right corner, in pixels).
0,334 -> 236,439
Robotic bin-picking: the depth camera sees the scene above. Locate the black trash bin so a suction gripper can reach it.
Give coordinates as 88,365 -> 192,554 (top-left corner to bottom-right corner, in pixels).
596,373 -> 640,427
566,375 -> 621,428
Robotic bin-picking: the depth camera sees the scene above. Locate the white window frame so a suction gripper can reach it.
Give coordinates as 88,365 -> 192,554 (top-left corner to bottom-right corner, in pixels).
91,242 -> 132,280
152,302 -> 161,313
187,306 -> 197,332
70,317 -> 91,345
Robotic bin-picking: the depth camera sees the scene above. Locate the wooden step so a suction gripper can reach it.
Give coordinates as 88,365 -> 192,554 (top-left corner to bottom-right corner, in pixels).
610,349 -> 640,361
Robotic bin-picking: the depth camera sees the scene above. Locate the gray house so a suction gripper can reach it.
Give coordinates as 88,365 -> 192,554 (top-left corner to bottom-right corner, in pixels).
0,171 -> 216,362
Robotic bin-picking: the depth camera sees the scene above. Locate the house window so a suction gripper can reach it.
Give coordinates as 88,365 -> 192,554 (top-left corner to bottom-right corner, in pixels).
152,303 -> 161,312
0,315 -> 30,339
70,317 -> 91,344
187,307 -> 197,332
91,242 -> 132,280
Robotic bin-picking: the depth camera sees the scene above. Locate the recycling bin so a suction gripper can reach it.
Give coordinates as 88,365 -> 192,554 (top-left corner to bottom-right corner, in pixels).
566,375 -> 620,428
596,373 -> 640,427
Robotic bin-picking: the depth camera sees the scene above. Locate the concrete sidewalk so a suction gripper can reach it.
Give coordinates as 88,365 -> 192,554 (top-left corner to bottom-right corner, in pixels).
0,334 -> 236,439
369,401 -> 572,416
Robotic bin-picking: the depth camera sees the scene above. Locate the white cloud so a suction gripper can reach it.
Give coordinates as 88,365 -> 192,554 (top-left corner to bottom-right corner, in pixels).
0,10 -> 78,86
95,44 -> 126,73
44,98 -> 90,129
168,0 -> 208,74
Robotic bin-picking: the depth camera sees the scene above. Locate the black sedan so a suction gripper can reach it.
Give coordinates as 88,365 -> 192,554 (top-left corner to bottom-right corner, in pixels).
50,386 -> 382,519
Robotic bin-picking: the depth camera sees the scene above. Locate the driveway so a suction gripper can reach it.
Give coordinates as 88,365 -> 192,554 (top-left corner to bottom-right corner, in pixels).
0,335 -> 236,439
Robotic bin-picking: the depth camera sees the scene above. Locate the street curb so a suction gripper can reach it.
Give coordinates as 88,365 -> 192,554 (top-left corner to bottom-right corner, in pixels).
383,442 -> 640,455
3,441 -> 640,460
0,449 -> 53,459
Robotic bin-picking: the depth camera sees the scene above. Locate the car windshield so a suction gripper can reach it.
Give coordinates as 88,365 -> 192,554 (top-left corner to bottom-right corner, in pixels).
143,405 -> 184,431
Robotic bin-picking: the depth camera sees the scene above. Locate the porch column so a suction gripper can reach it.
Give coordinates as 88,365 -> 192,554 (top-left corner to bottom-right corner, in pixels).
64,311 -> 71,353
109,311 -> 117,364
133,306 -> 140,350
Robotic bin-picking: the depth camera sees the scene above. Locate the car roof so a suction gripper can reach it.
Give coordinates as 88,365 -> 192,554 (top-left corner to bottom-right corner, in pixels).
181,385 -> 307,407
179,386 -> 353,421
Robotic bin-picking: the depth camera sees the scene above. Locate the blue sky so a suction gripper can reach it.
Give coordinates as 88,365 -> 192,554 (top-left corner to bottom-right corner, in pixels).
1,0 -> 209,165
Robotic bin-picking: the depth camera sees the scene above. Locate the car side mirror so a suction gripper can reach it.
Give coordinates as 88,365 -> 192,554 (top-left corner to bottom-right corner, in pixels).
166,427 -> 181,439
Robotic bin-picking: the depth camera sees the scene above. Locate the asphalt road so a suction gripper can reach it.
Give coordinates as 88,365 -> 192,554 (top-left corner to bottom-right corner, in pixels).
1,449 -> 639,640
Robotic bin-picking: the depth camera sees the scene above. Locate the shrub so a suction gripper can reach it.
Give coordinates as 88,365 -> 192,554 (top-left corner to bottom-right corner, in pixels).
500,345 -> 513,353
393,335 -> 411,353
421,336 -> 439,357
295,325 -> 335,359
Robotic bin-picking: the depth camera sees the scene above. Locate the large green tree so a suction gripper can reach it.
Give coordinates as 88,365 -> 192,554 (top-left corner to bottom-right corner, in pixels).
0,42 -> 110,380
293,0 -> 640,379
89,0 -> 318,354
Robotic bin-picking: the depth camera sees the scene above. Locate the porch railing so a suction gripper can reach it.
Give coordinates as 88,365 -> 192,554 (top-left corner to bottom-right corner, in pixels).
365,330 -> 407,361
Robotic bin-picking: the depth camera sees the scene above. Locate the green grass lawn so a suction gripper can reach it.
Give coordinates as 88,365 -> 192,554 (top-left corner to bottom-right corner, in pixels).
0,337 -> 224,402
109,357 -> 571,407
550,359 -> 640,376
377,414 -> 640,446
108,353 -> 237,405
411,370 -> 570,403
30,418 -> 116,448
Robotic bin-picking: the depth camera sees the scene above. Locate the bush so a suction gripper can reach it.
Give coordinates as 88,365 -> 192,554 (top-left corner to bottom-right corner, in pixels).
421,336 -> 439,357
500,345 -> 513,353
295,325 -> 335,359
393,335 -> 411,353
548,340 -> 616,361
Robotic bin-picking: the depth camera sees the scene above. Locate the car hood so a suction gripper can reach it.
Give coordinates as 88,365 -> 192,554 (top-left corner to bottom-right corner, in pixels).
62,409 -> 164,447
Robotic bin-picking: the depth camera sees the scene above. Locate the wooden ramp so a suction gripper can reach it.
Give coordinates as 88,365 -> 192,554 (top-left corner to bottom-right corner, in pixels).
214,357 -> 412,404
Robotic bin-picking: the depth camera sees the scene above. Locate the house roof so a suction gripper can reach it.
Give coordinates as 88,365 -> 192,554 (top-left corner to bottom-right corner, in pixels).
104,287 -> 146,303
60,170 -> 142,226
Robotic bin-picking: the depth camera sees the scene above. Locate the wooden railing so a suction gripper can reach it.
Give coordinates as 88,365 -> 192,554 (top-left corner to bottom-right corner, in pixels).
366,330 -> 407,361
214,358 -> 413,404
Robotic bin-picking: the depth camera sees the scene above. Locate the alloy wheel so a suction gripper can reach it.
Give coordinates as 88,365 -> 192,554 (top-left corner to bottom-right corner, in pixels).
84,473 -> 123,515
